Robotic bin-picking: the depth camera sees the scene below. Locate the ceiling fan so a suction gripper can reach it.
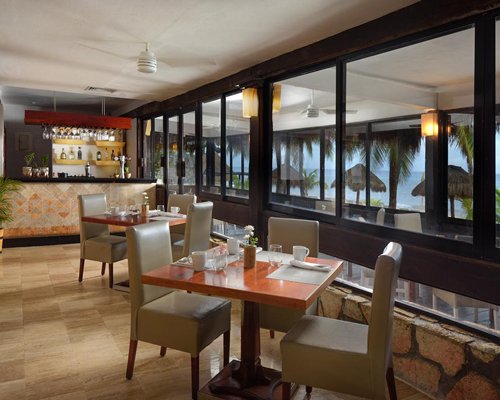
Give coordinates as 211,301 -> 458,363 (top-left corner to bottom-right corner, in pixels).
299,90 -> 357,117
137,43 -> 157,73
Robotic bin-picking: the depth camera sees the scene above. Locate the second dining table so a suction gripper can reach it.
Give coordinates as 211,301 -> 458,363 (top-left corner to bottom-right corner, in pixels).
142,249 -> 343,400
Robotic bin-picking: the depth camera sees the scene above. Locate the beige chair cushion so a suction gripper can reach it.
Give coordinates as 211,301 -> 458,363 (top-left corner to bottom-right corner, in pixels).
280,242 -> 402,400
137,291 -> 231,356
84,235 -> 127,263
281,316 -> 371,396
260,217 -> 319,333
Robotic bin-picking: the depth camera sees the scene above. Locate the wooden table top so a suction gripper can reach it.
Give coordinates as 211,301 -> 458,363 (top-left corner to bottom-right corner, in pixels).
142,257 -> 343,310
81,213 -> 187,227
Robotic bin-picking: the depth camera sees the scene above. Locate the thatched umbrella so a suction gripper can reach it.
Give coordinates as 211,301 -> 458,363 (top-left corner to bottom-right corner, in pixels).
411,165 -> 472,218
331,163 -> 387,204
272,164 -> 302,187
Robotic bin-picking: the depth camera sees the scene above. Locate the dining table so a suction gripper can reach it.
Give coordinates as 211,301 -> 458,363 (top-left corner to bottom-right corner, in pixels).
81,211 -> 187,227
142,249 -> 343,400
81,211 -> 187,290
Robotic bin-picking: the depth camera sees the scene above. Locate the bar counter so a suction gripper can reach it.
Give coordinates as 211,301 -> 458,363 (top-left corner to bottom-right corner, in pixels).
4,178 -> 157,240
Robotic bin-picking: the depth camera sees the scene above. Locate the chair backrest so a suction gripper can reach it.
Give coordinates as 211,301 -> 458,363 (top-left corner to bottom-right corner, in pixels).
167,194 -> 197,214
182,201 -> 213,257
267,217 -> 319,257
376,208 -> 385,225
78,193 -> 110,254
367,242 -> 402,397
126,221 -> 174,340
394,213 -> 422,233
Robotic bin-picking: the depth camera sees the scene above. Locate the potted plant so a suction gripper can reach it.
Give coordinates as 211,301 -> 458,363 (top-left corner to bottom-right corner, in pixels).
243,225 -> 259,269
40,155 -> 50,177
23,152 -> 35,177
0,177 -> 23,252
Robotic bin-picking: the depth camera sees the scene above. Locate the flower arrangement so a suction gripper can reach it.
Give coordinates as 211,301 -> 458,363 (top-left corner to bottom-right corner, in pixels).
141,192 -> 149,205
244,225 -> 258,246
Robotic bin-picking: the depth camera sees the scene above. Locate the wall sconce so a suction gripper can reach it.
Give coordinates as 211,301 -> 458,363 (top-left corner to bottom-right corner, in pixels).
421,111 -> 438,137
242,87 -> 258,118
272,84 -> 282,113
145,119 -> 152,136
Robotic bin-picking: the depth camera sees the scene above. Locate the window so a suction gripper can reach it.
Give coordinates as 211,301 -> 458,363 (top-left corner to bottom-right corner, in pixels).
271,68 -> 336,213
344,27 -> 474,239
153,116 -> 164,181
201,98 -> 222,194
167,116 -> 179,194
182,111 -> 196,194
226,92 -> 250,198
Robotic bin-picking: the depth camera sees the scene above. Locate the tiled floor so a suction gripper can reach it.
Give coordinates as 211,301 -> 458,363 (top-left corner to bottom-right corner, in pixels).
0,244 -> 431,399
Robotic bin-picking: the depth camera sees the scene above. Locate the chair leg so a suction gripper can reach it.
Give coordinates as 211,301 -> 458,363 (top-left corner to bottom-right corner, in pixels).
386,366 -> 398,400
101,262 -> 106,275
306,386 -> 312,394
282,381 -> 291,400
191,356 -> 199,400
223,330 -> 230,366
160,346 -> 167,357
126,340 -> 138,380
108,263 -> 114,288
270,329 -> 275,339
78,259 -> 85,282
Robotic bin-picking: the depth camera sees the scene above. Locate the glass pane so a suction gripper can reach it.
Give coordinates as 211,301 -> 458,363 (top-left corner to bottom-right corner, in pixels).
153,116 -> 164,181
337,262 -> 499,334
183,111 -> 196,194
344,27 -> 474,239
202,98 -> 221,194
271,67 -> 336,213
142,118 -> 153,178
226,92 -> 250,198
496,19 -> 500,248
168,116 -> 179,194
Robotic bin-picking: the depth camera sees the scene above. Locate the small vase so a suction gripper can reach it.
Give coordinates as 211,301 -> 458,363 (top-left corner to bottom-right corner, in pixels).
243,245 -> 256,269
141,204 -> 149,218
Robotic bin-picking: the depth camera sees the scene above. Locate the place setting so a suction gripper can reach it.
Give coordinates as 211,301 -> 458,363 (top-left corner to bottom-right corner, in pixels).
264,244 -> 334,285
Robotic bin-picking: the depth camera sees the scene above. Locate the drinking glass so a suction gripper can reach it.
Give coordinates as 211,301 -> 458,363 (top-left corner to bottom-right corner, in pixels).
157,205 -> 165,212
268,244 -> 283,267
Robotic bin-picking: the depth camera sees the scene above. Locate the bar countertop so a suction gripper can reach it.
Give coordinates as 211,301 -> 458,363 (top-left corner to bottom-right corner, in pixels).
15,177 -> 157,184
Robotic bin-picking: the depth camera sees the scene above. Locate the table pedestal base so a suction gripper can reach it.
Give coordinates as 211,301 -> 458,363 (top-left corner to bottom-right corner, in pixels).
199,360 -> 295,400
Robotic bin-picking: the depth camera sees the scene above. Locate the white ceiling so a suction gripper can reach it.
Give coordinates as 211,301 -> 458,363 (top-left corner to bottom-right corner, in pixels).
0,0 -> 417,111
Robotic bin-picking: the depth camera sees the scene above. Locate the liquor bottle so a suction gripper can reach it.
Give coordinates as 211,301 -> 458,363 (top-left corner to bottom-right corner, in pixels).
103,147 -> 109,161
96,150 -> 102,161
110,149 -> 115,161
85,162 -> 91,177
77,146 -> 82,160
60,148 -> 67,160
68,147 -> 75,160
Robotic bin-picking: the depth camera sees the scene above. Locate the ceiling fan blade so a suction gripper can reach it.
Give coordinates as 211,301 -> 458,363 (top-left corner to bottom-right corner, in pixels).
157,56 -> 216,68
77,43 -> 133,61
321,108 -> 358,114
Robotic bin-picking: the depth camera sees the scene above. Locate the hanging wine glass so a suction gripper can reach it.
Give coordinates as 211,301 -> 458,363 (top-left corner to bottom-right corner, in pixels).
42,125 -> 50,140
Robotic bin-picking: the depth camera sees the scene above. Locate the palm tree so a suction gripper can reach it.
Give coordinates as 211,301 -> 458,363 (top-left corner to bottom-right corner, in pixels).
302,168 -> 319,196
371,129 -> 421,209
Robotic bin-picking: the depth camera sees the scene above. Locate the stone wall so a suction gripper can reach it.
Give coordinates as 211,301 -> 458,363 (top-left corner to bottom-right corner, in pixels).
319,286 -> 500,400
4,182 -> 156,238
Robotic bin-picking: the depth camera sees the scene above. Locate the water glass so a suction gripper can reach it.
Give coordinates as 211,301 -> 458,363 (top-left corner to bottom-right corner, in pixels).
157,205 -> 165,212
268,244 -> 283,267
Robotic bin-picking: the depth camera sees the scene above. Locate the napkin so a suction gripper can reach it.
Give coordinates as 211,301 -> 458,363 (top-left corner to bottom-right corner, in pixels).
289,259 -> 331,272
148,210 -> 161,217
172,257 -> 193,267
165,212 -> 185,218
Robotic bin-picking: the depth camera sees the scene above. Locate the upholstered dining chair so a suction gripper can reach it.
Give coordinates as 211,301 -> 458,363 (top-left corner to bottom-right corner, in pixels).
126,221 -> 231,400
260,217 -> 319,338
172,201 -> 213,261
167,193 -> 197,243
394,212 -> 422,233
280,242 -> 402,400
78,193 -> 127,288
376,207 -> 386,225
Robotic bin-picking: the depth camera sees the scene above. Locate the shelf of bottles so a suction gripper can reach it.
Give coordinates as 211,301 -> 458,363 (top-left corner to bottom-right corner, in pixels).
49,127 -> 127,177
